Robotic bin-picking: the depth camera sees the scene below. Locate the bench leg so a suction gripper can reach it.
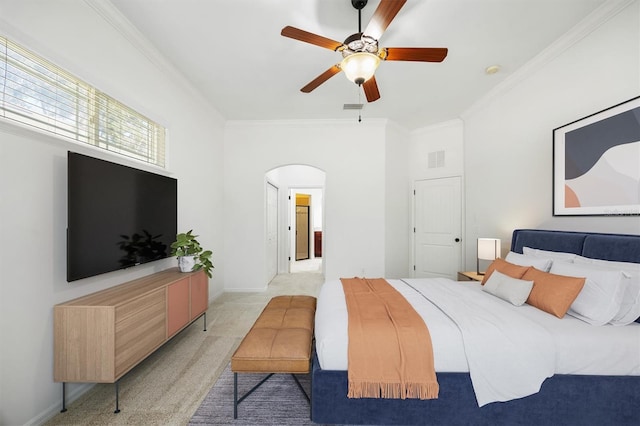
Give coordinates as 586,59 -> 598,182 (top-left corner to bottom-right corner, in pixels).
291,374 -> 310,402
233,373 -> 237,419
234,372 -> 275,419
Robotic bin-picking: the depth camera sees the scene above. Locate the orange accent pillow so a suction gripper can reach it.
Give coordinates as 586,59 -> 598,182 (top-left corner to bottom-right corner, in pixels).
481,258 -> 531,285
523,268 -> 585,318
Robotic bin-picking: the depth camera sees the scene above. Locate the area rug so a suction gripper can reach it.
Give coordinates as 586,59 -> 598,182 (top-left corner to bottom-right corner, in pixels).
189,363 -> 315,425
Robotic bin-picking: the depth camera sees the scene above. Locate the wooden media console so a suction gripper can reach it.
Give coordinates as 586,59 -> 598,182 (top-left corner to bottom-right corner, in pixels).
53,268 -> 208,413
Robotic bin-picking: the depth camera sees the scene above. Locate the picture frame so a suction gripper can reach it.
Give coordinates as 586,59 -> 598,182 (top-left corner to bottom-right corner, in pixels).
553,96 -> 640,216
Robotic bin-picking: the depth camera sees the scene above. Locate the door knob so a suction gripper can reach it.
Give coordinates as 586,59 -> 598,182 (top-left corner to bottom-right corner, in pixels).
454,238 -> 460,242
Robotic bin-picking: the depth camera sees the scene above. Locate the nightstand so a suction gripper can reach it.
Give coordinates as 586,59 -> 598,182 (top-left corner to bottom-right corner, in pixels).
457,271 -> 484,282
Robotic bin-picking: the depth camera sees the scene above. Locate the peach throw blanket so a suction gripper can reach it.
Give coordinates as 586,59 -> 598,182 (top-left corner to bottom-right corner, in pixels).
341,278 -> 439,400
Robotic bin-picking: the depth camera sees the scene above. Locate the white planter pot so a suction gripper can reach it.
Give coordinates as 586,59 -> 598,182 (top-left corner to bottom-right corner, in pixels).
178,255 -> 196,272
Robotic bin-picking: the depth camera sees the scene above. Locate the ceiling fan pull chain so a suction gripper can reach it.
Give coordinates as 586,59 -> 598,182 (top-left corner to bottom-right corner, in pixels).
358,87 -> 362,123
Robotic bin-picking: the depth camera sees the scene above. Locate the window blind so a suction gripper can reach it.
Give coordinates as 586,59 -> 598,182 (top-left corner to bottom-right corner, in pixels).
0,36 -> 165,167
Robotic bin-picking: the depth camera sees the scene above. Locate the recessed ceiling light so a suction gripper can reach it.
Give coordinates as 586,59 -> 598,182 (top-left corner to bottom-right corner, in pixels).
485,65 -> 500,75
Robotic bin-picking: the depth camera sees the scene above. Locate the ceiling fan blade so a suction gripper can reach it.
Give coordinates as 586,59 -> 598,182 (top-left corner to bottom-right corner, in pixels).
363,76 -> 381,102
301,65 -> 342,93
383,47 -> 448,62
364,0 -> 407,40
281,26 -> 344,51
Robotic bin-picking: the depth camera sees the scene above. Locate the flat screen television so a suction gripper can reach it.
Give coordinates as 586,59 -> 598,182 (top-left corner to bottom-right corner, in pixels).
67,151 -> 177,282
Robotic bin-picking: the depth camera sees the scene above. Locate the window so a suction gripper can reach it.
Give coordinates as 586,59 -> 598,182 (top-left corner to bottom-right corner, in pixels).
0,36 -> 165,167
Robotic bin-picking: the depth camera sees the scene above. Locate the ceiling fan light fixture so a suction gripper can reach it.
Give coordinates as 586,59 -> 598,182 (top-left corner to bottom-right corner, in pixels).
341,52 -> 380,85
281,0 -> 447,101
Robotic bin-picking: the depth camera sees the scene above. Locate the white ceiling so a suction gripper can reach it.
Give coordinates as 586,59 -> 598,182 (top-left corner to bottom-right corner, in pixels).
108,0 -> 608,130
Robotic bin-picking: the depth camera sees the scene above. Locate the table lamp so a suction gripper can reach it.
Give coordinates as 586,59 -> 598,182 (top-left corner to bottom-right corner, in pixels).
477,238 -> 501,275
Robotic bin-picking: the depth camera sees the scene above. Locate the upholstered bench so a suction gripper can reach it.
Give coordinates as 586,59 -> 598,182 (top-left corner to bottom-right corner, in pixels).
231,295 -> 317,419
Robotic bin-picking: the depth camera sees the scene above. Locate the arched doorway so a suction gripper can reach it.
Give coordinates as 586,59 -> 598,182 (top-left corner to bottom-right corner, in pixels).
265,165 -> 326,282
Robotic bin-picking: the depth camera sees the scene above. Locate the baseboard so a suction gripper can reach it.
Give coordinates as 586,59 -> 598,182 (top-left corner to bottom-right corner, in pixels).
25,383 -> 94,426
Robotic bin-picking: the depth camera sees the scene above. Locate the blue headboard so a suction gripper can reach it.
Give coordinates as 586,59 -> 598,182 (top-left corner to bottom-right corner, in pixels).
511,229 -> 640,324
511,229 -> 640,264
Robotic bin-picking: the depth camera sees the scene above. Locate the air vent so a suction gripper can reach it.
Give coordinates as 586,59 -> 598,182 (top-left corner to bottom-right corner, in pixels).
428,150 -> 445,168
343,103 -> 364,110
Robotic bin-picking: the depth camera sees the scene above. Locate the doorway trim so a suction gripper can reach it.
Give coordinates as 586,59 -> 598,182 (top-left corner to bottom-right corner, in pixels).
264,165 -> 326,279
265,181 -> 279,284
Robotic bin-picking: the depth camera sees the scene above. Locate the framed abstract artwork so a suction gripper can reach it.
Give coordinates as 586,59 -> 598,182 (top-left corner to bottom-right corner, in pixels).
553,96 -> 640,216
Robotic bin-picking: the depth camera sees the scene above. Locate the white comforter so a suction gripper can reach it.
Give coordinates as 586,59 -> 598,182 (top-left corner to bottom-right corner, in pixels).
315,278 -> 640,406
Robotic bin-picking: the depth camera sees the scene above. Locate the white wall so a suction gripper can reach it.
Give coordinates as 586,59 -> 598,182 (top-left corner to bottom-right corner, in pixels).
0,1 -> 224,424
462,0 -> 640,268
384,122 -> 412,278
410,119 -> 465,181
223,119 -> 406,291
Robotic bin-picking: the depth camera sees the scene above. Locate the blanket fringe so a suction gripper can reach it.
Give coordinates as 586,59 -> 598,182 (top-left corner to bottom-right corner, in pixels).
348,380 -> 439,400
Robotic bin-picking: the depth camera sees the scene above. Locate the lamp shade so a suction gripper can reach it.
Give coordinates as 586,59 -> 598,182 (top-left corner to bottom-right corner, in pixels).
340,52 -> 380,85
477,238 -> 501,260
477,238 -> 501,274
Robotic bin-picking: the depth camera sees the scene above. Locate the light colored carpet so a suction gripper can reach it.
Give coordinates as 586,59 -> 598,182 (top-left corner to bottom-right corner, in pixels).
189,363 -> 314,425
44,271 -> 324,426
291,258 -> 322,273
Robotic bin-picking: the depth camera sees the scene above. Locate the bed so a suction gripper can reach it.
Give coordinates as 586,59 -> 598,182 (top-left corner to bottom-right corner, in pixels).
311,229 -> 640,425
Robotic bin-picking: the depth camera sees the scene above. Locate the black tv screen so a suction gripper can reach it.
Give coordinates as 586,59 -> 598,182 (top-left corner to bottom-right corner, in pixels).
67,152 -> 177,282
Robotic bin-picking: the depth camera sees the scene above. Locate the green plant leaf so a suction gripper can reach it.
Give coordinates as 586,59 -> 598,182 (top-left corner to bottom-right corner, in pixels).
171,230 -> 213,277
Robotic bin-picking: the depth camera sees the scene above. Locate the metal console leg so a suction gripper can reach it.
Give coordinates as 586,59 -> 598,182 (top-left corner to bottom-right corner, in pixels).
114,380 -> 121,413
60,382 -> 67,413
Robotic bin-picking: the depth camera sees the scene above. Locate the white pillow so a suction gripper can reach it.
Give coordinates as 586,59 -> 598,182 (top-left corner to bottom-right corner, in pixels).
481,270 -> 534,306
574,256 -> 640,278
574,256 -> 640,325
550,262 -> 625,326
523,247 -> 576,263
505,251 -> 553,272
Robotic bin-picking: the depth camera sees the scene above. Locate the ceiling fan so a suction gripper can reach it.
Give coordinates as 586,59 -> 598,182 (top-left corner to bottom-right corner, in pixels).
281,0 -> 448,102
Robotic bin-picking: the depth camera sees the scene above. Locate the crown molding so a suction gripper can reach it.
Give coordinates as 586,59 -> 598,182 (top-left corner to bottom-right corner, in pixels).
461,0 -> 636,120
224,118 -> 389,128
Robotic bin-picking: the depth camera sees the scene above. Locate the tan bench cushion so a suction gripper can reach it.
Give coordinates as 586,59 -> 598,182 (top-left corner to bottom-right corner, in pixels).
231,295 -> 316,374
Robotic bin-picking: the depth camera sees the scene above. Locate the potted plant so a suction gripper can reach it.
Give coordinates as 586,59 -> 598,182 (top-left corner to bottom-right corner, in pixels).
170,230 -> 213,278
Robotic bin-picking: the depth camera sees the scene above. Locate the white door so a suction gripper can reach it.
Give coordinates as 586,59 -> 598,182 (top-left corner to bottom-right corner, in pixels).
266,182 -> 278,283
295,205 -> 309,260
413,177 -> 462,279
